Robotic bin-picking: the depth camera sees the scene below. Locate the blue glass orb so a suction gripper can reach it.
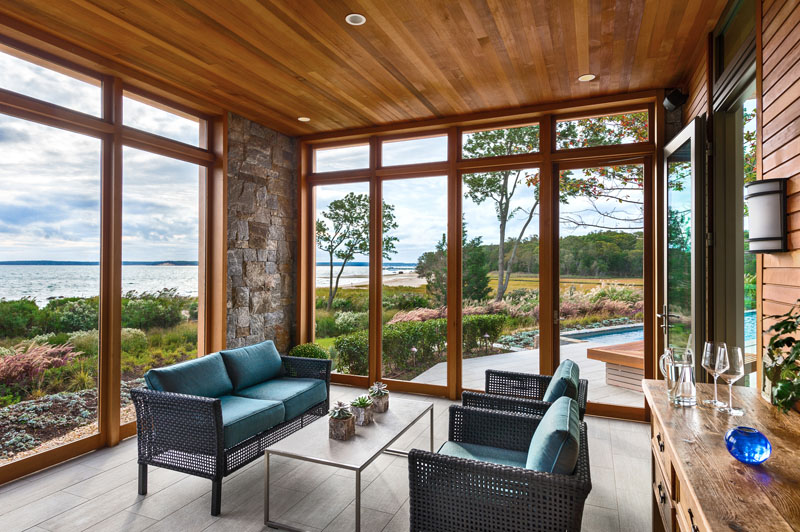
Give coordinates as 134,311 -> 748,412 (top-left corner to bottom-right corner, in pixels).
725,426 -> 771,465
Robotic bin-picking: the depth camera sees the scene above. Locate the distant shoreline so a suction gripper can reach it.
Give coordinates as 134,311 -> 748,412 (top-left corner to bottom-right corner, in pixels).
0,261 -> 199,266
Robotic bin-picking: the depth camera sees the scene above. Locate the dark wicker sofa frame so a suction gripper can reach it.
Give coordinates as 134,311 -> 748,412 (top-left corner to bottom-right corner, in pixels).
408,406 -> 591,532
463,368 -> 589,419
130,355 -> 331,516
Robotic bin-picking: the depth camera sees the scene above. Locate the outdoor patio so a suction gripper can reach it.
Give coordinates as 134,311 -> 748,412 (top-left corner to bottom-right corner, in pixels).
412,340 -> 644,409
0,384 -> 650,532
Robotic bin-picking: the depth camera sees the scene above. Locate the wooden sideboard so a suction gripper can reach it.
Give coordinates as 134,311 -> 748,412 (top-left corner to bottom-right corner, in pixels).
643,380 -> 800,532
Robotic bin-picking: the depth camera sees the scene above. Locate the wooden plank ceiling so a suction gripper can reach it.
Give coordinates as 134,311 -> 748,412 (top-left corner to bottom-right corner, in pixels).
0,0 -> 727,136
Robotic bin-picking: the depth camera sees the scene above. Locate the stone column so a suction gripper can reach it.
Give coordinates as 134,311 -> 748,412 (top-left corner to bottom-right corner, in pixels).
226,113 -> 297,352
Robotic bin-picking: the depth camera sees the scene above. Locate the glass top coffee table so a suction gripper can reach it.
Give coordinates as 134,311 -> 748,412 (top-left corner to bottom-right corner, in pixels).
264,397 -> 433,531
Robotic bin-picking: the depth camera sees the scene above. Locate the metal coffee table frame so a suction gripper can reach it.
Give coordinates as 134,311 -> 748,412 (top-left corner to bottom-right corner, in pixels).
264,399 -> 434,531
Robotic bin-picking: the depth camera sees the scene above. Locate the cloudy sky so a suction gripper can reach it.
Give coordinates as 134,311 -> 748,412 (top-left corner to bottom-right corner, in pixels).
0,48 -> 643,267
0,50 -> 199,263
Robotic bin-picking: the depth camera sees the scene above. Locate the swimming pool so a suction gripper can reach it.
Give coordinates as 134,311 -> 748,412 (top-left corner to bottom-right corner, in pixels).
567,325 -> 644,346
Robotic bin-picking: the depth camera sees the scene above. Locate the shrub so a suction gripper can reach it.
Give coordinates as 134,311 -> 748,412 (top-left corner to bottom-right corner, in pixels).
315,315 -> 338,338
588,283 -> 641,304
334,311 -> 369,334
0,343 -> 80,395
122,293 -> 182,330
121,328 -> 148,354
463,314 -> 506,351
0,299 -> 40,338
333,331 -> 368,375
50,299 -> 98,333
331,298 -> 356,311
67,330 -> 99,357
382,321 -> 424,372
30,333 -> 56,345
288,343 -> 329,359
60,328 -> 145,359
383,292 -> 431,310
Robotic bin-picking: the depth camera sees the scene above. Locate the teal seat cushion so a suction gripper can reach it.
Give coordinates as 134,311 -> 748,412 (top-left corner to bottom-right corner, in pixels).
543,359 -> 580,402
526,396 -> 580,474
219,395 -> 285,448
144,352 -> 233,398
220,340 -> 284,391
236,378 -> 327,420
438,441 -> 528,468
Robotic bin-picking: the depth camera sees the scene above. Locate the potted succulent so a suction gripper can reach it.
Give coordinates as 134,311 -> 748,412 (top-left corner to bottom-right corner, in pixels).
368,381 -> 389,413
350,394 -> 374,426
764,301 -> 800,413
328,401 -> 355,441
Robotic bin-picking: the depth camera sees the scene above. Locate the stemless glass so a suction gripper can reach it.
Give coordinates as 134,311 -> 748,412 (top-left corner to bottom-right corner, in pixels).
702,341 -> 728,407
718,346 -> 745,416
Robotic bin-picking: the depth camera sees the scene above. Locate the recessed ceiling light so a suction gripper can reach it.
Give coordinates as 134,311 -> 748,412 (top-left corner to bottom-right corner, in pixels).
578,74 -> 596,82
297,116 -> 311,122
345,13 -> 366,26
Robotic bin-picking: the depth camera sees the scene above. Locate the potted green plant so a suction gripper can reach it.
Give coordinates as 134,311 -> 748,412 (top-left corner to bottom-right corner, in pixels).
350,394 -> 374,426
328,401 -> 355,440
368,381 -> 389,413
764,301 -> 800,413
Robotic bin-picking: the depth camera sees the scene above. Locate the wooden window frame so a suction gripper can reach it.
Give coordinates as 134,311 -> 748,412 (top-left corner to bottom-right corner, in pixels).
298,91 -> 663,421
0,40 -> 227,484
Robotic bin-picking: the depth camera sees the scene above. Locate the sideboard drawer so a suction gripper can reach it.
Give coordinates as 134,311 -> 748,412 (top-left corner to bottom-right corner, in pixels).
651,414 -> 670,475
653,454 -> 674,532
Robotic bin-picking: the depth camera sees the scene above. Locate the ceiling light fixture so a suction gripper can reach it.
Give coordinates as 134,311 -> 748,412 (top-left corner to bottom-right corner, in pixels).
578,74 -> 596,82
345,13 -> 366,26
297,116 -> 311,122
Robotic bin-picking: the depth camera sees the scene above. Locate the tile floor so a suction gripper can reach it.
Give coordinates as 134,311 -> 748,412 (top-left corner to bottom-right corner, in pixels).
0,385 -> 652,532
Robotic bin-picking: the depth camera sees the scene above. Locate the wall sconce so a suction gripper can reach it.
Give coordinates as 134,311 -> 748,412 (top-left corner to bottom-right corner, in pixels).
745,178 -> 787,253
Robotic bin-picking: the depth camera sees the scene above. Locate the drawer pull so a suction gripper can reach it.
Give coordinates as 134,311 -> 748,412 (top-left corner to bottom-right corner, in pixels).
656,433 -> 665,452
657,482 -> 666,504
688,508 -> 700,532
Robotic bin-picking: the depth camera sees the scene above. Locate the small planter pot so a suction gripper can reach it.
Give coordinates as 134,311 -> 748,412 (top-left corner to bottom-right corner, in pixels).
371,394 -> 389,413
329,416 -> 355,441
352,405 -> 374,426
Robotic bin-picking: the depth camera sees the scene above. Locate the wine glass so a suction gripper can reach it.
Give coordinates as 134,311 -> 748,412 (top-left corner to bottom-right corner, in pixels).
718,346 -> 745,416
702,341 -> 728,407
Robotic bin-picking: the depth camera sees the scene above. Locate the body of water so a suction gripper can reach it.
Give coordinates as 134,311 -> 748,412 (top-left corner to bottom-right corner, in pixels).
0,265 -> 199,305
315,262 -> 417,288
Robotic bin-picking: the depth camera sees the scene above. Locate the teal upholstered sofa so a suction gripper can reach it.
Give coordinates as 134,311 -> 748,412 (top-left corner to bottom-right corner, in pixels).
130,340 -> 331,515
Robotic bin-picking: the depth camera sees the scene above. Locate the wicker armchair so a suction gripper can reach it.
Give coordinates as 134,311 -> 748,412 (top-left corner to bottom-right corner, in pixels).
408,406 -> 591,532
131,355 -> 330,515
473,368 -> 589,419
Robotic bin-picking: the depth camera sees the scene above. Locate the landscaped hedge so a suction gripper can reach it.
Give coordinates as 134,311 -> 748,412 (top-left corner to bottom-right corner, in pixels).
332,313 -> 506,377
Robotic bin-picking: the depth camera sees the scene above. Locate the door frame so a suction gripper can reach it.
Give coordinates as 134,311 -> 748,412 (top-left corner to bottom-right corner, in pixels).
554,155 -> 655,422
662,117 -> 706,374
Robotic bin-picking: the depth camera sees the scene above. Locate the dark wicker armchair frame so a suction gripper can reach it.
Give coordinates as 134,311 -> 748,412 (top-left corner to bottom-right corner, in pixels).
409,406 -> 591,532
475,368 -> 589,419
130,356 -> 331,516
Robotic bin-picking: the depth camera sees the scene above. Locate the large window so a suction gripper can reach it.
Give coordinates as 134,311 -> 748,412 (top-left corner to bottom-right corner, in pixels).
462,167 -> 541,391
314,182 -> 371,376
304,104 -> 654,419
120,147 -> 200,425
558,164 -> 645,408
0,114 -> 101,464
381,176 -> 448,382
0,45 -> 215,480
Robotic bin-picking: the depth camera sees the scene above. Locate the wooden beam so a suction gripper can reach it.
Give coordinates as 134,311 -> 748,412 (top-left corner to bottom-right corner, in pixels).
446,126 -> 462,400
0,87 -> 112,136
539,115 -> 556,377
121,125 -> 214,165
98,77 -> 123,448
369,137 -> 382,383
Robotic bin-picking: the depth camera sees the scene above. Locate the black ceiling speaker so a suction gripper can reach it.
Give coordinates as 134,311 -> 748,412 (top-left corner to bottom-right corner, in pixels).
663,89 -> 688,112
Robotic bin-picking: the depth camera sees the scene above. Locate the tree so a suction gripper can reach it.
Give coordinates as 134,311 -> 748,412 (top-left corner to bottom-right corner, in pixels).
462,236 -> 491,301
415,226 -> 491,305
463,125 -> 542,301
316,193 -> 398,310
415,234 -> 447,305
